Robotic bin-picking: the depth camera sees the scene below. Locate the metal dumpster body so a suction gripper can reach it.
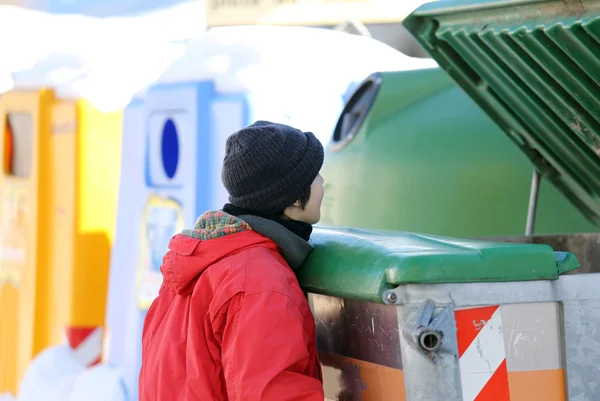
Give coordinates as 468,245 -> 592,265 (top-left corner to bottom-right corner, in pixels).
301,1 -> 600,400
301,228 -> 597,401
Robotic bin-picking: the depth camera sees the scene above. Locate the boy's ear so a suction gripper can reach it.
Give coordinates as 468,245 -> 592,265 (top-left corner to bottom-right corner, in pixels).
292,200 -> 302,207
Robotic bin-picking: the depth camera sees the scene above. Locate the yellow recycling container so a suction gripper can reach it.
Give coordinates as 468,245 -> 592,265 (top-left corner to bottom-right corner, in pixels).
0,89 -> 123,395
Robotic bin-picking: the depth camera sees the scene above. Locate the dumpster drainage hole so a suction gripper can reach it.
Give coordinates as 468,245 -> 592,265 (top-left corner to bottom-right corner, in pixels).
420,332 -> 441,352
161,118 -> 179,179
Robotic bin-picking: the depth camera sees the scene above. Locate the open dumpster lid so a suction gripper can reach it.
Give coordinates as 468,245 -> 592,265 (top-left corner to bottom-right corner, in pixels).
298,227 -> 578,303
403,0 -> 600,227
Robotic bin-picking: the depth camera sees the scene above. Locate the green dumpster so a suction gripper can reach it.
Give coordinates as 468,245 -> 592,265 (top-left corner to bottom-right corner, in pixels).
320,68 -> 596,237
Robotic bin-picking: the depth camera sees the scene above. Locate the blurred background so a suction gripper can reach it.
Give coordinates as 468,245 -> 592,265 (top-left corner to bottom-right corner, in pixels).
0,0 -> 597,400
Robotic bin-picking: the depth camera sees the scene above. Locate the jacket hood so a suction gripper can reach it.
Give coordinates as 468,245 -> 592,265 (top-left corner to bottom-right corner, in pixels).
161,230 -> 277,295
160,210 -> 313,295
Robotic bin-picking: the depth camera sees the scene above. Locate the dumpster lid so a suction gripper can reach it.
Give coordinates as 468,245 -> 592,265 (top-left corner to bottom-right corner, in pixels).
403,0 -> 600,226
298,227 -> 579,303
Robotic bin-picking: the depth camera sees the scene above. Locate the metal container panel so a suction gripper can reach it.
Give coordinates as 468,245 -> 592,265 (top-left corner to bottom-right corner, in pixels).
308,271 -> 600,400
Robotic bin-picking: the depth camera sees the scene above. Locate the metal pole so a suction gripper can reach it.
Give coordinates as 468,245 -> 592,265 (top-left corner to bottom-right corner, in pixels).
525,169 -> 541,236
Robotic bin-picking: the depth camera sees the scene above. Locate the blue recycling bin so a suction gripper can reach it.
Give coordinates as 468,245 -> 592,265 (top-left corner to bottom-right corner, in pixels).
104,79 -> 253,399
106,80 -> 342,399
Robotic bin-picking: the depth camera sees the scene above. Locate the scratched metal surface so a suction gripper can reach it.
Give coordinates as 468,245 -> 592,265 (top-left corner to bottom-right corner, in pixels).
386,272 -> 600,400
309,295 -> 402,369
562,299 -> 600,401
311,271 -> 600,400
397,304 -> 462,401
309,294 -> 405,401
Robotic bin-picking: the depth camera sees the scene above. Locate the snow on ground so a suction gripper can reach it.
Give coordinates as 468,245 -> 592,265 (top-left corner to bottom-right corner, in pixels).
12,345 -> 126,401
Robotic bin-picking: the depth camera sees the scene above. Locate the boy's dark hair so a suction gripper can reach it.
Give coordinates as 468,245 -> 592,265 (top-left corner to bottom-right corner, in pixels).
298,186 -> 311,209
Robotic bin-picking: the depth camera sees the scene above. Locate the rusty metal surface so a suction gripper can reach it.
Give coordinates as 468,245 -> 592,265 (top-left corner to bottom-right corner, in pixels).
483,233 -> 600,274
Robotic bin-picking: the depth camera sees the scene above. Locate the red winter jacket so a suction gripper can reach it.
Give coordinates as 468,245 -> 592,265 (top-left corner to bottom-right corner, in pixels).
138,214 -> 323,401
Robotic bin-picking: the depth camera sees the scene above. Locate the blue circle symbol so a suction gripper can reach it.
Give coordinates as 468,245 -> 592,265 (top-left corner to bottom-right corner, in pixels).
161,118 -> 179,179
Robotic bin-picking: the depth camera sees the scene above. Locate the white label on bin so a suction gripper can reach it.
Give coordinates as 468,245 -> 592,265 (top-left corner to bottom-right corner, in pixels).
136,194 -> 185,310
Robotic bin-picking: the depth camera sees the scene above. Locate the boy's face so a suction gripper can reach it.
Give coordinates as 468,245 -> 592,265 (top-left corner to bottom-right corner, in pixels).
284,173 -> 325,225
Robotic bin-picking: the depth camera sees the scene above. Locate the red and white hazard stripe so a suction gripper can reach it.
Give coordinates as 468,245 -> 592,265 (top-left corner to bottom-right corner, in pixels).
455,305 -> 510,401
65,326 -> 103,367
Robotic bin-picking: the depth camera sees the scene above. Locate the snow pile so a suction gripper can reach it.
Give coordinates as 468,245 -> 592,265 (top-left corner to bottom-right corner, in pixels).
69,366 -> 127,401
0,7 -> 437,115
15,345 -> 126,401
0,5 -> 194,111
18,346 -> 84,401
154,25 -> 437,95
149,25 -> 438,143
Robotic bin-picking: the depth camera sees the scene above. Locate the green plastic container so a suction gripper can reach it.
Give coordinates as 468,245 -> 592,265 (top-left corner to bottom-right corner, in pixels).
320,64 -> 597,237
300,226 -> 579,303
403,0 -> 600,229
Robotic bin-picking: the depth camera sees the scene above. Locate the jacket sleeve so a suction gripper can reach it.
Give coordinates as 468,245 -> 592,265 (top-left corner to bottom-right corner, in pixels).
220,290 -> 324,401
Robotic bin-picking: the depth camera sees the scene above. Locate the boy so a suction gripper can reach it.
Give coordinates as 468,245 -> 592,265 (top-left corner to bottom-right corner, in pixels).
139,121 -> 325,401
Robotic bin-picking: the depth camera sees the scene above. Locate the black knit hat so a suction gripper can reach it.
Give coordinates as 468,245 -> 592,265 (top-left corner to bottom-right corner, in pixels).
222,120 -> 324,214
